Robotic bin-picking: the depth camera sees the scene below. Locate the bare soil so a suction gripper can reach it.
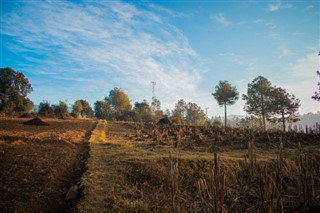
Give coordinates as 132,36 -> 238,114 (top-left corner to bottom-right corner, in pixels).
0,117 -> 96,213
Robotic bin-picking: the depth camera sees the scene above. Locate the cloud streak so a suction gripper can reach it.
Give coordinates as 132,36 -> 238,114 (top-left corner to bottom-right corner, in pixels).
210,13 -> 232,27
1,1 -> 202,108
266,0 -> 293,12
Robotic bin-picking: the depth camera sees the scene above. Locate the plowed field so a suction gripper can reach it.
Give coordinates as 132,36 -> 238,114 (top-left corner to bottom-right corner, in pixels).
0,117 -> 96,212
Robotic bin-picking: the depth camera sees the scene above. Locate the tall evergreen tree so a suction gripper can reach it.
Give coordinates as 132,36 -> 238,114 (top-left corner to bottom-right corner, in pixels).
242,76 -> 274,131
212,80 -> 239,130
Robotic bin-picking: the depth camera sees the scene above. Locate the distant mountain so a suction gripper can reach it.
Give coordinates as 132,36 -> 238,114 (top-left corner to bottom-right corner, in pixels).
293,112 -> 320,128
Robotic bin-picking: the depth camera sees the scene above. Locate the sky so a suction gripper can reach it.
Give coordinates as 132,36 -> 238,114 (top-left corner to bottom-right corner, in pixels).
1,0 -> 319,117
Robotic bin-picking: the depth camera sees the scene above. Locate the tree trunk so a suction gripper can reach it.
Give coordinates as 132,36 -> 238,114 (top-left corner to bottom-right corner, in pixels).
224,103 -> 227,131
262,112 -> 266,132
261,93 -> 267,132
282,111 -> 286,132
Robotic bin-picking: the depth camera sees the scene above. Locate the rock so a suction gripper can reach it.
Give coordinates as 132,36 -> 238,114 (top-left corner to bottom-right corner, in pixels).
65,185 -> 79,201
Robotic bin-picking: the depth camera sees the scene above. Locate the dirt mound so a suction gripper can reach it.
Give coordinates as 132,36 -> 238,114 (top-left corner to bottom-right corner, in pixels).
22,117 -> 49,126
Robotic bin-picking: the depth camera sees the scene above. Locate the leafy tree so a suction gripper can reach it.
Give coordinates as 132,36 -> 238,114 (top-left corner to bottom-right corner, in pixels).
185,102 -> 206,126
133,100 -> 152,121
105,87 -> 131,120
151,98 -> 163,121
94,101 -> 111,119
243,76 -> 274,131
212,80 -> 239,129
53,101 -> 69,118
0,67 -> 34,115
105,87 -> 131,111
38,101 -> 54,116
171,99 -> 187,125
312,70 -> 320,101
72,100 -> 83,118
79,100 -> 94,118
269,87 -> 300,131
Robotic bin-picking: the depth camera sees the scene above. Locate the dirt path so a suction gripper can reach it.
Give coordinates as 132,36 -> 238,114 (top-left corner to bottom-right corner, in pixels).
77,121 -> 137,212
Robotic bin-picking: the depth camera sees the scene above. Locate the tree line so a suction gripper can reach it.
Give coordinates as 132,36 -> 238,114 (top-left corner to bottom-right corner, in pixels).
1,67 -> 319,131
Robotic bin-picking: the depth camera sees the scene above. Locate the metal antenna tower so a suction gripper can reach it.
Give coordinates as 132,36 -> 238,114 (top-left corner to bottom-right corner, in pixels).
151,81 -> 156,99
204,107 -> 209,116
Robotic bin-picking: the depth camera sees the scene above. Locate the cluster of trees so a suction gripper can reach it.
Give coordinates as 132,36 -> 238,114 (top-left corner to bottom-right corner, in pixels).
212,76 -> 300,131
37,99 -> 93,118
1,67 -> 315,131
94,88 -> 207,125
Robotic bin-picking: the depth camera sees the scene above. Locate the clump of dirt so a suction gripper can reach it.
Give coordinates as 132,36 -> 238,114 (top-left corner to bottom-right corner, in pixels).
22,117 -> 49,126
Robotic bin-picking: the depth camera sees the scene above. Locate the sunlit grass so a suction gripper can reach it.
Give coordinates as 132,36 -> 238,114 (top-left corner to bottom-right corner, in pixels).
88,120 -> 107,143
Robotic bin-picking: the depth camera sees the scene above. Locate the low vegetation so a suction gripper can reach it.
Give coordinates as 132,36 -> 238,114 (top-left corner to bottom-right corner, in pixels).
78,121 -> 320,212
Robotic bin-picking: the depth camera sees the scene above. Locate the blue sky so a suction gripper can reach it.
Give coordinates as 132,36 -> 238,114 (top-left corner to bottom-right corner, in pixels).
1,0 -> 319,117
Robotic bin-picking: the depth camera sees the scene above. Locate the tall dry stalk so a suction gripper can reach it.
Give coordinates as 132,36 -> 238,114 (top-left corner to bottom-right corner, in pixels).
244,138 -> 256,182
168,152 -> 180,213
196,153 -> 226,213
259,168 -> 276,213
297,153 -> 315,212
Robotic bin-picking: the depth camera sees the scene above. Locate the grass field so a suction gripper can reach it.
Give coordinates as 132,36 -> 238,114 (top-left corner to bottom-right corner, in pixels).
0,118 -> 319,212
78,121 -> 320,212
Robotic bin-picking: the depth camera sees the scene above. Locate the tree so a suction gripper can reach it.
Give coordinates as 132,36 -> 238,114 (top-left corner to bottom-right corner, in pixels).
151,98 -> 163,121
312,70 -> 320,101
79,100 -> 94,118
0,67 -> 34,115
243,76 -> 274,131
171,99 -> 187,125
105,87 -> 131,120
72,99 -> 93,118
53,101 -> 70,118
38,101 -> 54,116
133,100 -> 152,122
269,87 -> 300,131
94,101 -> 111,119
72,100 -> 83,118
185,102 -> 206,126
212,80 -> 239,130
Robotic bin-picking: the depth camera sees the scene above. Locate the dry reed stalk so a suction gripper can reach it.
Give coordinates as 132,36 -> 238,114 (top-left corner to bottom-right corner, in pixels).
168,152 -> 180,213
244,138 -> 256,182
298,153 -> 315,211
196,153 -> 226,213
259,168 -> 275,213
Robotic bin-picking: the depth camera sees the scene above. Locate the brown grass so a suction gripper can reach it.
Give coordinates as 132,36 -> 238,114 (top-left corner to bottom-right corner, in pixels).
77,121 -> 320,212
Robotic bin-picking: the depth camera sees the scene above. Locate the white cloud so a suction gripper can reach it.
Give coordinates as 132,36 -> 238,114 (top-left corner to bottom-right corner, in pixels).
210,13 -> 232,27
1,1 -> 203,107
279,46 -> 294,58
266,0 -> 293,12
278,53 -> 320,114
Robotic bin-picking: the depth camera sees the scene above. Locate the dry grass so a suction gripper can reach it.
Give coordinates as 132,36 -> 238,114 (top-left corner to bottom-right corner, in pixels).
77,121 -> 320,212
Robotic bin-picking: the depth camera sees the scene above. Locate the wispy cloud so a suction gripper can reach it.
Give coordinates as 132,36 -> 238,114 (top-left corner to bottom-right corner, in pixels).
210,13 -> 232,27
1,1 -> 202,107
279,46 -> 294,58
254,19 -> 277,29
266,0 -> 293,12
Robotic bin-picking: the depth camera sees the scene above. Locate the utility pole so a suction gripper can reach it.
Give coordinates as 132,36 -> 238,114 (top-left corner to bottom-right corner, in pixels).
151,81 -> 156,100
204,107 -> 209,116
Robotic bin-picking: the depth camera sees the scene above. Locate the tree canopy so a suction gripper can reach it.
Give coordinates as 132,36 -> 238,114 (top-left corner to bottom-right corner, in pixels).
212,80 -> 239,129
242,76 -> 274,131
0,67 -> 34,115
72,99 -> 93,118
269,87 -> 300,131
